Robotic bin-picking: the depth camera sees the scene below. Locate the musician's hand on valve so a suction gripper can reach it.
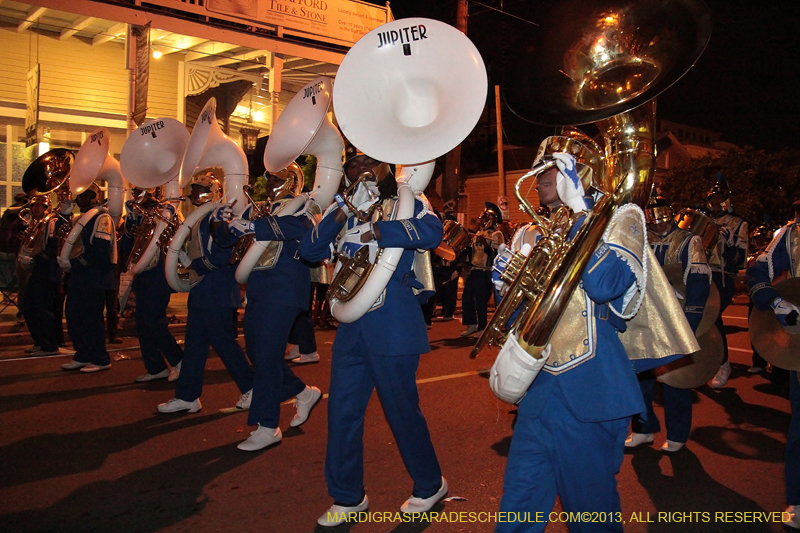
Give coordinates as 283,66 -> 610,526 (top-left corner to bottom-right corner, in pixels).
57,256 -> 71,271
340,223 -> 379,264
19,255 -> 34,269
552,152 -> 587,213
772,297 -> 800,327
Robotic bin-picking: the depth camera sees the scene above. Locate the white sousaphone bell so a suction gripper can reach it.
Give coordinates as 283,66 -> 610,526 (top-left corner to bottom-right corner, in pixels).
165,97 -> 249,292
120,118 -> 191,275
58,127 -> 126,266
235,75 -> 345,284
329,17 -> 488,323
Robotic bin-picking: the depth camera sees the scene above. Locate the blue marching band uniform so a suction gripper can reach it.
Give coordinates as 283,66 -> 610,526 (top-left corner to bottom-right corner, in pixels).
707,184 -> 749,388
628,214 -> 710,450
497,205 -> 651,533
118,204 -> 184,381
158,210 -> 254,413
747,218 -> 800,524
60,205 -> 117,372
233,195 -> 322,450
300,190 -> 446,524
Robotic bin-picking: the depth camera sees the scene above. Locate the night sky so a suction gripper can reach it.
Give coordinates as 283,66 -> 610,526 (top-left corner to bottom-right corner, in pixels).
363,0 -> 800,151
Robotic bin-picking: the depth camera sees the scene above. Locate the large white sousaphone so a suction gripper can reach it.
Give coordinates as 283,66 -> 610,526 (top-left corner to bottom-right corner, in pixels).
328,17 -> 487,323
120,118 -> 190,275
235,75 -> 344,284
58,128 -> 126,266
165,98 -> 249,292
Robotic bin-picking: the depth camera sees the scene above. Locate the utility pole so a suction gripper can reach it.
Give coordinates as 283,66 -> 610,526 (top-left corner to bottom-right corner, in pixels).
442,0 -> 469,204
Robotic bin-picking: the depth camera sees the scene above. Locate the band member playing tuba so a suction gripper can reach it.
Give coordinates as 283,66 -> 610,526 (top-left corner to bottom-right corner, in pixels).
157,173 -> 254,413
494,152 -> 657,531
224,164 -> 323,451
626,195 -> 710,453
58,185 -> 116,373
18,195 -> 67,356
299,145 -> 446,527
118,188 -> 184,382
746,199 -> 800,529
706,173 -> 748,388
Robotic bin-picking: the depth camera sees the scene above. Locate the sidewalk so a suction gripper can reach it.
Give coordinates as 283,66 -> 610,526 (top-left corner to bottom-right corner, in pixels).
0,292 -> 190,349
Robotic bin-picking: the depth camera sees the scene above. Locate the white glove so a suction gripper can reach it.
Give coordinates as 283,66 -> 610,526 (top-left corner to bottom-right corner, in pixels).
57,256 -> 71,271
60,200 -> 75,216
339,223 -> 379,264
489,334 -> 550,404
210,201 -> 234,223
178,251 -> 192,269
552,152 -> 587,213
228,216 -> 255,238
772,297 -> 800,327
19,255 -> 34,269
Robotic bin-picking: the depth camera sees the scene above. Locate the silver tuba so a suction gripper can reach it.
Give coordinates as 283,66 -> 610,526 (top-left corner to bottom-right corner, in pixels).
470,0 -> 711,382
327,17 -> 488,324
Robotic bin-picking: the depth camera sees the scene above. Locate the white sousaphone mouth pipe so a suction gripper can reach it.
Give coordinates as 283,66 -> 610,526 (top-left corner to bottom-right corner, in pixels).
120,118 -> 191,275
327,17 -> 488,322
235,76 -> 345,285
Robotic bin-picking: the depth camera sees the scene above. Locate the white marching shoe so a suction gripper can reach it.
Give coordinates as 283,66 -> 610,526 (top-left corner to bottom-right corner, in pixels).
158,398 -> 202,414
168,361 -> 182,382
661,440 -> 685,453
624,432 -> 654,448
710,361 -> 731,389
290,386 -> 322,427
401,478 -> 448,514
135,369 -> 170,382
235,389 -> 253,410
237,425 -> 282,451
317,495 -> 369,527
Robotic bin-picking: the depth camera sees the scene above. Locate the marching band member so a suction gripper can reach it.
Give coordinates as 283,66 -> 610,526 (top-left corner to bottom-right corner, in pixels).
626,196 -> 710,453
224,166 -> 322,451
747,218 -> 776,374
746,199 -> 800,529
461,202 -> 505,336
157,173 -> 254,414
706,174 -> 748,388
299,146 -> 446,527
118,188 -> 183,383
18,195 -> 64,356
495,152 -> 650,533
58,185 -> 116,373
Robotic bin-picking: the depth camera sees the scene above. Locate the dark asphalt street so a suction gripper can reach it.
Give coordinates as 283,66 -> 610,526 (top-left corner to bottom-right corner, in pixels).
0,294 -> 794,533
